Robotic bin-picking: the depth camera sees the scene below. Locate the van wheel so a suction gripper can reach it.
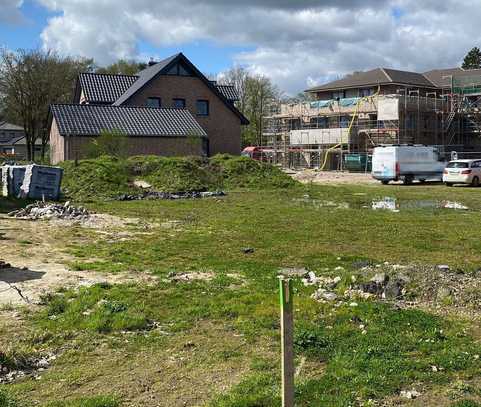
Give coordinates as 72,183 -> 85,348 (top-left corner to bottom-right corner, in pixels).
472,176 -> 480,187
445,182 -> 453,187
381,180 -> 389,185
403,176 -> 413,185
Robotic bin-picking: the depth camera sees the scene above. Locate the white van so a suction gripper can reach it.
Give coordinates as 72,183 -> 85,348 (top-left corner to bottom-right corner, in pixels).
372,145 -> 446,185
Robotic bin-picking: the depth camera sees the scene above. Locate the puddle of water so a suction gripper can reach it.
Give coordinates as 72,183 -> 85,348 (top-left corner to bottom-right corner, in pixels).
293,196 -> 350,210
371,197 -> 469,212
294,195 -> 470,212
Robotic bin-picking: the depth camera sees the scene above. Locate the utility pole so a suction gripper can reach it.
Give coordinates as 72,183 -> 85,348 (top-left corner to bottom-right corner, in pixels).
279,277 -> 294,407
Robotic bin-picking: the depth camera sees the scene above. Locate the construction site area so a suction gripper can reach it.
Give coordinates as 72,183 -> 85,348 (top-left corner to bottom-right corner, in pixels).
260,68 -> 481,171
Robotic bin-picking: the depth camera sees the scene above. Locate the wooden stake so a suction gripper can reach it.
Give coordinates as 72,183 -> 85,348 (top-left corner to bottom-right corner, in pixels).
279,277 -> 294,407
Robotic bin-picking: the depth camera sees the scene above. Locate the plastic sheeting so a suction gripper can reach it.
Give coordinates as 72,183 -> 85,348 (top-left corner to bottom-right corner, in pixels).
339,97 -> 360,107
378,96 -> 399,120
310,100 -> 333,109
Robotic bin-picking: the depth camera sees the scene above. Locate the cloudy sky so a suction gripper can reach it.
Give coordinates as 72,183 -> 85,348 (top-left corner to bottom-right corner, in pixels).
1,0 -> 480,94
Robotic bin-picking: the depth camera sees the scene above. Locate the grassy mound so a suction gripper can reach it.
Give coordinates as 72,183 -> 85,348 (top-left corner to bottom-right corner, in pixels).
212,154 -> 296,189
60,154 -> 296,200
59,156 -> 135,200
126,156 -> 222,193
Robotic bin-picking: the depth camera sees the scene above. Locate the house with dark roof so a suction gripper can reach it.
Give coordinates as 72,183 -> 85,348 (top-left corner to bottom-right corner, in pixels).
0,121 -> 41,159
49,53 -> 248,164
306,67 -> 440,100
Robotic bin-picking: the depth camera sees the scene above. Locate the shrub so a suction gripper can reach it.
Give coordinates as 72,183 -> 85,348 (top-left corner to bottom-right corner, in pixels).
84,130 -> 129,159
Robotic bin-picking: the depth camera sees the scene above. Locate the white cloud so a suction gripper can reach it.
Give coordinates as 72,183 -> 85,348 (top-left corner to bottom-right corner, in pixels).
37,0 -> 481,94
0,0 -> 25,25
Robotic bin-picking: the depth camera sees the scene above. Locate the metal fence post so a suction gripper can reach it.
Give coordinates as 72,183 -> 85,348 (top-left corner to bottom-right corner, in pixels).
279,277 -> 294,407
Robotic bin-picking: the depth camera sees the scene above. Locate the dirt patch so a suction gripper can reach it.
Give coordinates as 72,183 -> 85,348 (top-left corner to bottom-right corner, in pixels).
0,216 -> 157,307
288,169 -> 377,185
50,213 -> 159,231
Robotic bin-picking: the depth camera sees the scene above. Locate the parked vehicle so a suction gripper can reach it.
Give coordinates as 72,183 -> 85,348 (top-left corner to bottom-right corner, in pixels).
371,145 -> 446,185
241,146 -> 263,160
443,159 -> 481,186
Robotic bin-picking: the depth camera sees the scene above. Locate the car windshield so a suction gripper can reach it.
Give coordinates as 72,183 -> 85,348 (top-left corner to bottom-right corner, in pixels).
447,162 -> 469,168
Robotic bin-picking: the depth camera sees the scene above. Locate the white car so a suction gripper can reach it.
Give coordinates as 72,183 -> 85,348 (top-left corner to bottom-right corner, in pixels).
443,159 -> 481,186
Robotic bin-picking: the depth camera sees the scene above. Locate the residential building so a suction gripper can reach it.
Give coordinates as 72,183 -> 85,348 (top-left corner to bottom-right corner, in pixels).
0,121 -> 41,159
49,53 -> 248,164
263,66 -> 481,169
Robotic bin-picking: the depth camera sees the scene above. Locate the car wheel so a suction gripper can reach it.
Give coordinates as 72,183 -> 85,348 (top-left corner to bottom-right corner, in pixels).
381,180 -> 389,185
472,176 -> 480,187
403,176 -> 413,185
419,179 -> 426,184
445,182 -> 453,187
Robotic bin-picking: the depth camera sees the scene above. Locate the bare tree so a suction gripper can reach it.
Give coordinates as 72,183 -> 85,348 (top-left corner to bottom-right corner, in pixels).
219,67 -> 280,146
0,48 -> 93,161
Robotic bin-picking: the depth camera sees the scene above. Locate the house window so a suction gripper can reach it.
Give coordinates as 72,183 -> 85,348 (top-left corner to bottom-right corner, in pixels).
196,100 -> 209,116
332,90 -> 345,99
359,88 -> 372,97
173,98 -> 186,108
147,97 -> 161,108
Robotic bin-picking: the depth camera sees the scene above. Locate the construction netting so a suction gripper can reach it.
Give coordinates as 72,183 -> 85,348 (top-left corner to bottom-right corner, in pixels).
453,75 -> 481,95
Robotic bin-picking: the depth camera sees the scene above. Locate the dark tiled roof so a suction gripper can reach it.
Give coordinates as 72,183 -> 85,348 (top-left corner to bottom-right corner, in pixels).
383,68 -> 435,87
79,73 -> 139,104
50,104 -> 207,138
423,67 -> 481,88
307,67 -> 437,92
0,134 -> 24,146
0,121 -> 24,131
215,85 -> 239,101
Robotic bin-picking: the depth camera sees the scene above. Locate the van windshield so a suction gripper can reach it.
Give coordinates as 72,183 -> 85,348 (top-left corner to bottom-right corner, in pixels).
447,162 -> 469,168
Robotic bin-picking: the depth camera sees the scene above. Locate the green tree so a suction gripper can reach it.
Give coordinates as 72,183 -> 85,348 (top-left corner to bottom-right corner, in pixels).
85,129 -> 129,159
462,47 -> 481,69
219,67 -> 280,147
96,60 -> 147,75
0,48 -> 93,161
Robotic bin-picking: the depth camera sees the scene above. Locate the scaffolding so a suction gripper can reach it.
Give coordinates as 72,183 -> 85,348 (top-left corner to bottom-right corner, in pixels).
261,91 -> 452,170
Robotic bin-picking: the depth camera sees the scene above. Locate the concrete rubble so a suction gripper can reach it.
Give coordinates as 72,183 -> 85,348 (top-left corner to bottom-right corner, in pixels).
116,190 -> 226,201
8,201 -> 89,220
0,353 -> 57,383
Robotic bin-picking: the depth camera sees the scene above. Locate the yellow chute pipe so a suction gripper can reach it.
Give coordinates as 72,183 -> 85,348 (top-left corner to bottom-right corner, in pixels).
320,86 -> 380,171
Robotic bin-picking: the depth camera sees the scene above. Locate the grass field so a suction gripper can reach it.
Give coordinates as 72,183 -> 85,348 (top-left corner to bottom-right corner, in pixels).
1,181 -> 480,406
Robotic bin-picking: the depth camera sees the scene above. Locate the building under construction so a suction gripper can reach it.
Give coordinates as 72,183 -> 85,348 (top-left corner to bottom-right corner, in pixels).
261,67 -> 481,170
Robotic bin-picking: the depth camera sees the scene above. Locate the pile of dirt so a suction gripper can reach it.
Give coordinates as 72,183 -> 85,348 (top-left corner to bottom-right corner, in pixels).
293,262 -> 480,317
60,155 -> 297,200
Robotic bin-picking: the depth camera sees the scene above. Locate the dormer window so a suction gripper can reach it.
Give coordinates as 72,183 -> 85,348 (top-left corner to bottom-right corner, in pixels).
147,97 -> 161,108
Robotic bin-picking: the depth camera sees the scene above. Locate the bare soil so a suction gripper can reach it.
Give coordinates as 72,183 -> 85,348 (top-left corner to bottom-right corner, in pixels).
0,215 -> 157,306
289,169 -> 377,184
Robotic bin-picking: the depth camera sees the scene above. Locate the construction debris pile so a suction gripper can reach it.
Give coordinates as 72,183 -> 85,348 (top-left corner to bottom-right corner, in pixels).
297,261 -> 480,313
0,352 -> 57,383
8,201 -> 89,220
116,190 -> 226,201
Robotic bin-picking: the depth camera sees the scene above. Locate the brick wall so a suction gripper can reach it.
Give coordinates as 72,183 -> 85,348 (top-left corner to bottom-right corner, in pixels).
50,119 -> 65,164
124,75 -> 242,155
50,128 -> 205,164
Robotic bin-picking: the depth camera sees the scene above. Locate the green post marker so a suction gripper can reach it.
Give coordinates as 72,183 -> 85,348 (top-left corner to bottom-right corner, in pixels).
279,277 -> 294,407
